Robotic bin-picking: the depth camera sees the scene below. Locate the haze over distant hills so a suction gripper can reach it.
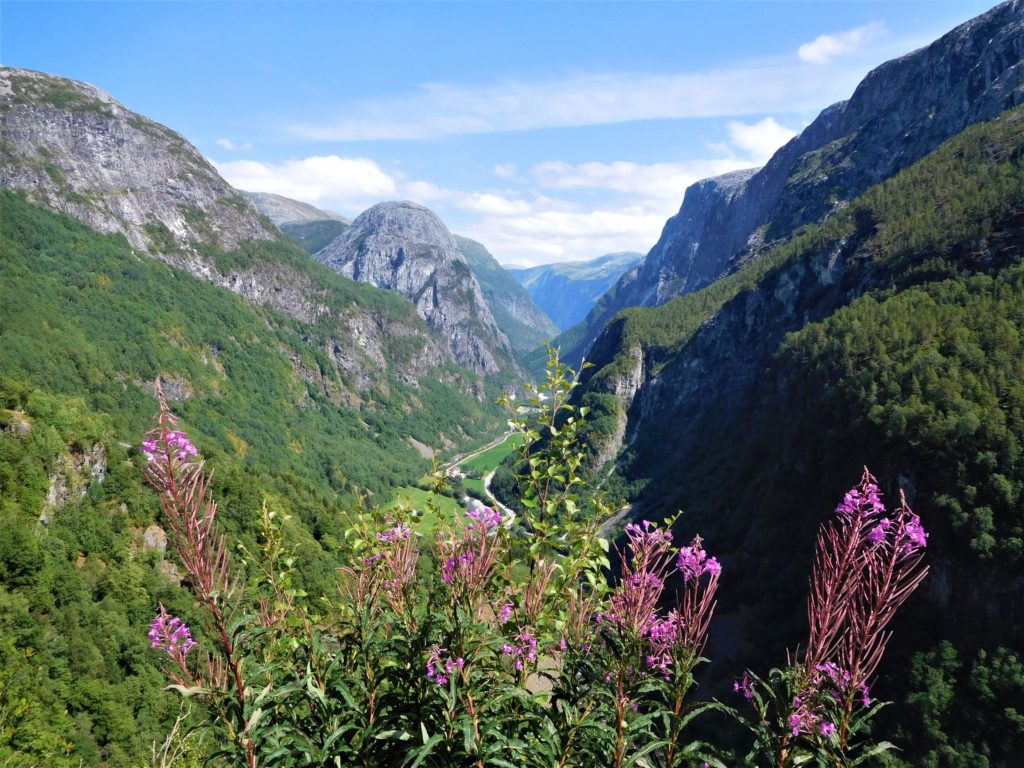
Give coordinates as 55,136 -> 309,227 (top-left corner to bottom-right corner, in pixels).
509,252 -> 643,331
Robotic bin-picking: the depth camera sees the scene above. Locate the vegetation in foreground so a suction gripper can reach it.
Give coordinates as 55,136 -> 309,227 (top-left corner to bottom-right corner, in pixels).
138,351 -> 928,767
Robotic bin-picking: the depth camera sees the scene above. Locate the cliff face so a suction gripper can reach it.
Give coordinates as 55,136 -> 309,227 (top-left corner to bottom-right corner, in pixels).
563,0 -> 1024,365
315,202 -> 517,376
0,68 -> 278,262
0,67 -> 487,406
455,235 -> 559,353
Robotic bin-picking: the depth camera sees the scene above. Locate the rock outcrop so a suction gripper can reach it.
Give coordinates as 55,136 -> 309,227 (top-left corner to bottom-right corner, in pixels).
0,67 -> 278,263
315,202 -> 516,375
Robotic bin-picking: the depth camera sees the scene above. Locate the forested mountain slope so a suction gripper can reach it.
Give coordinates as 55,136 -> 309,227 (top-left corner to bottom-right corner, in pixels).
553,0 -> 1024,367
573,104 -> 1024,766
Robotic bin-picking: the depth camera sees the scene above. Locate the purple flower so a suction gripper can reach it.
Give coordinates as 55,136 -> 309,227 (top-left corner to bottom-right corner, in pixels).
142,428 -> 199,464
860,683 -> 873,707
499,602 -> 513,624
836,482 -> 885,517
465,505 -> 501,531
376,523 -> 412,543
427,646 -> 463,686
820,721 -> 837,737
442,556 -> 456,585
868,518 -> 891,544
677,540 -> 720,581
733,673 -> 754,700
900,513 -> 929,553
503,630 -> 538,671
148,604 -> 196,661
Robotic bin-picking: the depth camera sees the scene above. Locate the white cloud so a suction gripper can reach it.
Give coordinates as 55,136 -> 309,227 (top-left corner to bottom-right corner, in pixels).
287,58 -> 868,141
215,138 -> 253,151
213,155 -> 397,211
531,159 -> 747,202
725,117 -> 798,163
798,22 -> 887,65
493,163 -> 518,179
210,113 -> 798,267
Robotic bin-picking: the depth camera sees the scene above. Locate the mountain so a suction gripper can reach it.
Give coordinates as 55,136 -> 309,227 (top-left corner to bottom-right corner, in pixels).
0,70 -> 511,764
455,235 -> 559,353
0,67 -> 277,268
509,251 -> 643,331
570,73 -> 1024,768
314,201 -> 518,375
0,67 -> 494,391
242,190 -> 351,255
240,191 -> 350,226
556,0 -> 1024,366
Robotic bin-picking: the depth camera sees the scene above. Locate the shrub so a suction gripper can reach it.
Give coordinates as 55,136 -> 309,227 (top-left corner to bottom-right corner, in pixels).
141,350 -> 928,767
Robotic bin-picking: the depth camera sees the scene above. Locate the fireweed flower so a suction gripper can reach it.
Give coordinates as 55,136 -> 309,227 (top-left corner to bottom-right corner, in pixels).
437,508 -> 501,604
787,693 -> 821,737
603,523 -> 721,682
149,604 -> 197,663
733,673 -> 754,700
503,630 -> 538,672
426,646 -> 464,686
801,469 -> 929,744
376,522 -> 412,543
465,505 -> 501,531
677,538 -> 720,582
605,521 -> 674,636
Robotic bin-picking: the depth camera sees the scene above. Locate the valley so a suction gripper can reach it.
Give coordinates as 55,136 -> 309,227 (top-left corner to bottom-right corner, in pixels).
1,1 -> 1023,765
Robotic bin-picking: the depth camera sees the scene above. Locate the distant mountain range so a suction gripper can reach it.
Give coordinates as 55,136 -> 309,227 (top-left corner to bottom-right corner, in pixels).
508,252 -> 643,331
243,192 -> 559,358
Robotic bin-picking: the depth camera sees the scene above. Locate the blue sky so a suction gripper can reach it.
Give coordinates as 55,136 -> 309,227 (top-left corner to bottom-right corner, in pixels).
0,0 -> 997,265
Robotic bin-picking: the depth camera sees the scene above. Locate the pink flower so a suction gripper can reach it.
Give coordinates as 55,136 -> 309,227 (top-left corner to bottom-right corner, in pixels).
148,604 -> 196,661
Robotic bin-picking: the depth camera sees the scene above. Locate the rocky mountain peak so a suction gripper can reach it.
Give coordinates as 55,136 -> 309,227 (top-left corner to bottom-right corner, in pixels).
0,67 -> 278,269
315,201 -> 516,375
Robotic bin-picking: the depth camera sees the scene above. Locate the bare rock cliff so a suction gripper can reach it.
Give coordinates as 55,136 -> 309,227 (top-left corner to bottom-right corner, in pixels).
315,201 -> 516,376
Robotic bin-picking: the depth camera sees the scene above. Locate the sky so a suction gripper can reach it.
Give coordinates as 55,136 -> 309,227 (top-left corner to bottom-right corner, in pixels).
0,0 -> 998,266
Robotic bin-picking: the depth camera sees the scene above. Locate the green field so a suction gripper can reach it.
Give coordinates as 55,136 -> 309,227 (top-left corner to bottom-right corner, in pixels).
387,485 -> 463,533
457,433 -> 522,475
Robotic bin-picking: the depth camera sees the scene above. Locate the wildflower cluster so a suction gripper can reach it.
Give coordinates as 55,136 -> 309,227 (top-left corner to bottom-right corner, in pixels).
140,354 -> 927,768
501,630 -> 538,672
736,469 -> 930,766
148,604 -> 197,662
426,646 -> 465,686
141,429 -> 198,463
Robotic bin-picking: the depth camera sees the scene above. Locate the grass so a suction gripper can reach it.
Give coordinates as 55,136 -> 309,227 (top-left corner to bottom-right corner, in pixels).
457,433 -> 522,475
463,477 -> 486,497
387,485 -> 463,534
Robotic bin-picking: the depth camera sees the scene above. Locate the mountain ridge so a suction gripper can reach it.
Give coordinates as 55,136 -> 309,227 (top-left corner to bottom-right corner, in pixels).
555,0 -> 1024,366
314,201 -> 519,376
